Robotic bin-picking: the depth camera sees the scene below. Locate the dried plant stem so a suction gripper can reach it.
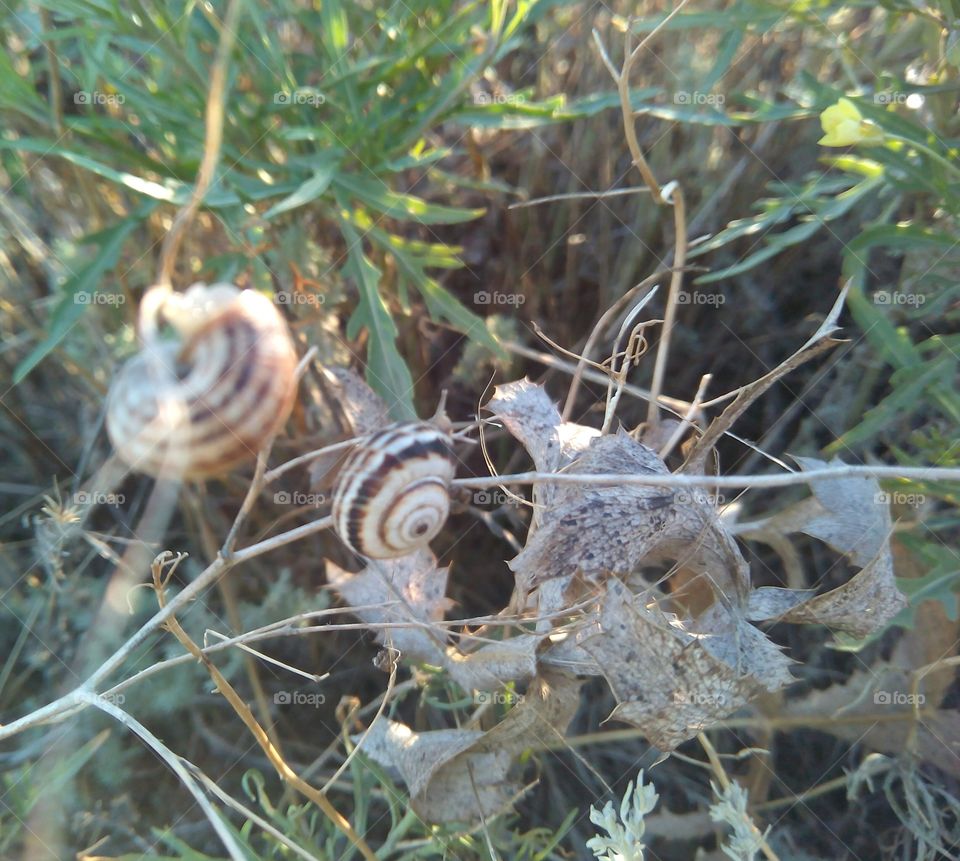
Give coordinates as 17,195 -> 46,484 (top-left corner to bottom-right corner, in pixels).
453,464 -> 960,490
152,554 -> 379,861
155,0 -> 243,288
503,339 -> 691,413
561,269 -> 671,419
594,13 -> 693,436
509,188 -> 653,208
557,707 -> 944,751
190,768 -> 321,861
322,654 -> 397,794
80,690 -> 248,861
646,187 -> 687,431
659,373 -> 711,459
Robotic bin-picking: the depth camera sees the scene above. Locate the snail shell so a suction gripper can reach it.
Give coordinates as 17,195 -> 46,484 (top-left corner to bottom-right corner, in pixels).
106,283 -> 298,479
332,422 -> 457,558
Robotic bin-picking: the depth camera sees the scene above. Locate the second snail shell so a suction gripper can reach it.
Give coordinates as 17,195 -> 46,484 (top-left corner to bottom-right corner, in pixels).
106,283 -> 298,479
332,422 -> 457,559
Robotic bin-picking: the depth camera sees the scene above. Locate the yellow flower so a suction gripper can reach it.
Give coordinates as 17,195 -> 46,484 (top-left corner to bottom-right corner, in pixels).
818,98 -> 885,147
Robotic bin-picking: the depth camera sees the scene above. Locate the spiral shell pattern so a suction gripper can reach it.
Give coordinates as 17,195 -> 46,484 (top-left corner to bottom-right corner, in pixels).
106,283 -> 298,479
332,422 -> 457,558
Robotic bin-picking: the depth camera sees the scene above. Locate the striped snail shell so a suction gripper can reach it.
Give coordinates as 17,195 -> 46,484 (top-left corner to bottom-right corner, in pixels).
332,422 -> 457,559
106,282 -> 298,479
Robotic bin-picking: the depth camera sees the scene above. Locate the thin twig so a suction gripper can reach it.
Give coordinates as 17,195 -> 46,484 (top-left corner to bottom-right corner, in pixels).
561,269 -> 672,420
152,553 -> 379,861
659,373 -> 711,459
155,0 -> 243,288
321,652 -> 397,794
504,339 -> 691,414
646,186 -> 687,431
81,691 -> 247,860
451,464 -> 960,490
509,187 -> 652,208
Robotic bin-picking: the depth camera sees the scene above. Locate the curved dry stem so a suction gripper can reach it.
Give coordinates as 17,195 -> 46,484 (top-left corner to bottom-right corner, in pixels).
155,0 -> 243,288
322,652 -> 398,794
561,269 -> 670,420
645,187 -> 687,431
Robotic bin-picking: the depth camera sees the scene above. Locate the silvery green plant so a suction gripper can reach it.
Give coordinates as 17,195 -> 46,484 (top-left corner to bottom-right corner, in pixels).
710,780 -> 768,861
586,771 -> 659,861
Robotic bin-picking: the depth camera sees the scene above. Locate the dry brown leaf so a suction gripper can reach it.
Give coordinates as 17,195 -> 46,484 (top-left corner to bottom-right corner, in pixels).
792,455 -> 890,566
505,429 -> 749,604
358,671 -> 583,822
321,366 -> 391,435
582,581 -> 792,750
749,546 -> 903,638
444,634 -> 543,693
327,549 -> 452,664
486,379 -> 598,518
741,458 -> 906,637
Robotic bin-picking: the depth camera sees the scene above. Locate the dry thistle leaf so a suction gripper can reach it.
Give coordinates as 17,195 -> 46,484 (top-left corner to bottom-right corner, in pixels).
506,427 -> 749,604
445,633 -> 544,693
582,581 -> 792,751
791,455 -> 890,566
743,457 -> 906,637
327,549 -> 452,664
486,379 -> 599,516
358,671 -> 583,822
322,366 -> 391,436
748,546 -> 903,638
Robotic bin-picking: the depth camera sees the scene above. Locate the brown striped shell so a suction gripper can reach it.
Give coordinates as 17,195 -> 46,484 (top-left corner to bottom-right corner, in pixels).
332,422 -> 457,558
106,283 -> 298,479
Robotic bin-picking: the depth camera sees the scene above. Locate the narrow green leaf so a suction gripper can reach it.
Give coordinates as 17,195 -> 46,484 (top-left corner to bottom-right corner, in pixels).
262,167 -> 335,219
335,173 -> 484,225
339,218 -> 416,420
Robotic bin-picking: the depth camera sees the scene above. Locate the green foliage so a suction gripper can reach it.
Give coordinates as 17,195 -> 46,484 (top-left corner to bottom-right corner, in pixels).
2,0 -> 623,414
